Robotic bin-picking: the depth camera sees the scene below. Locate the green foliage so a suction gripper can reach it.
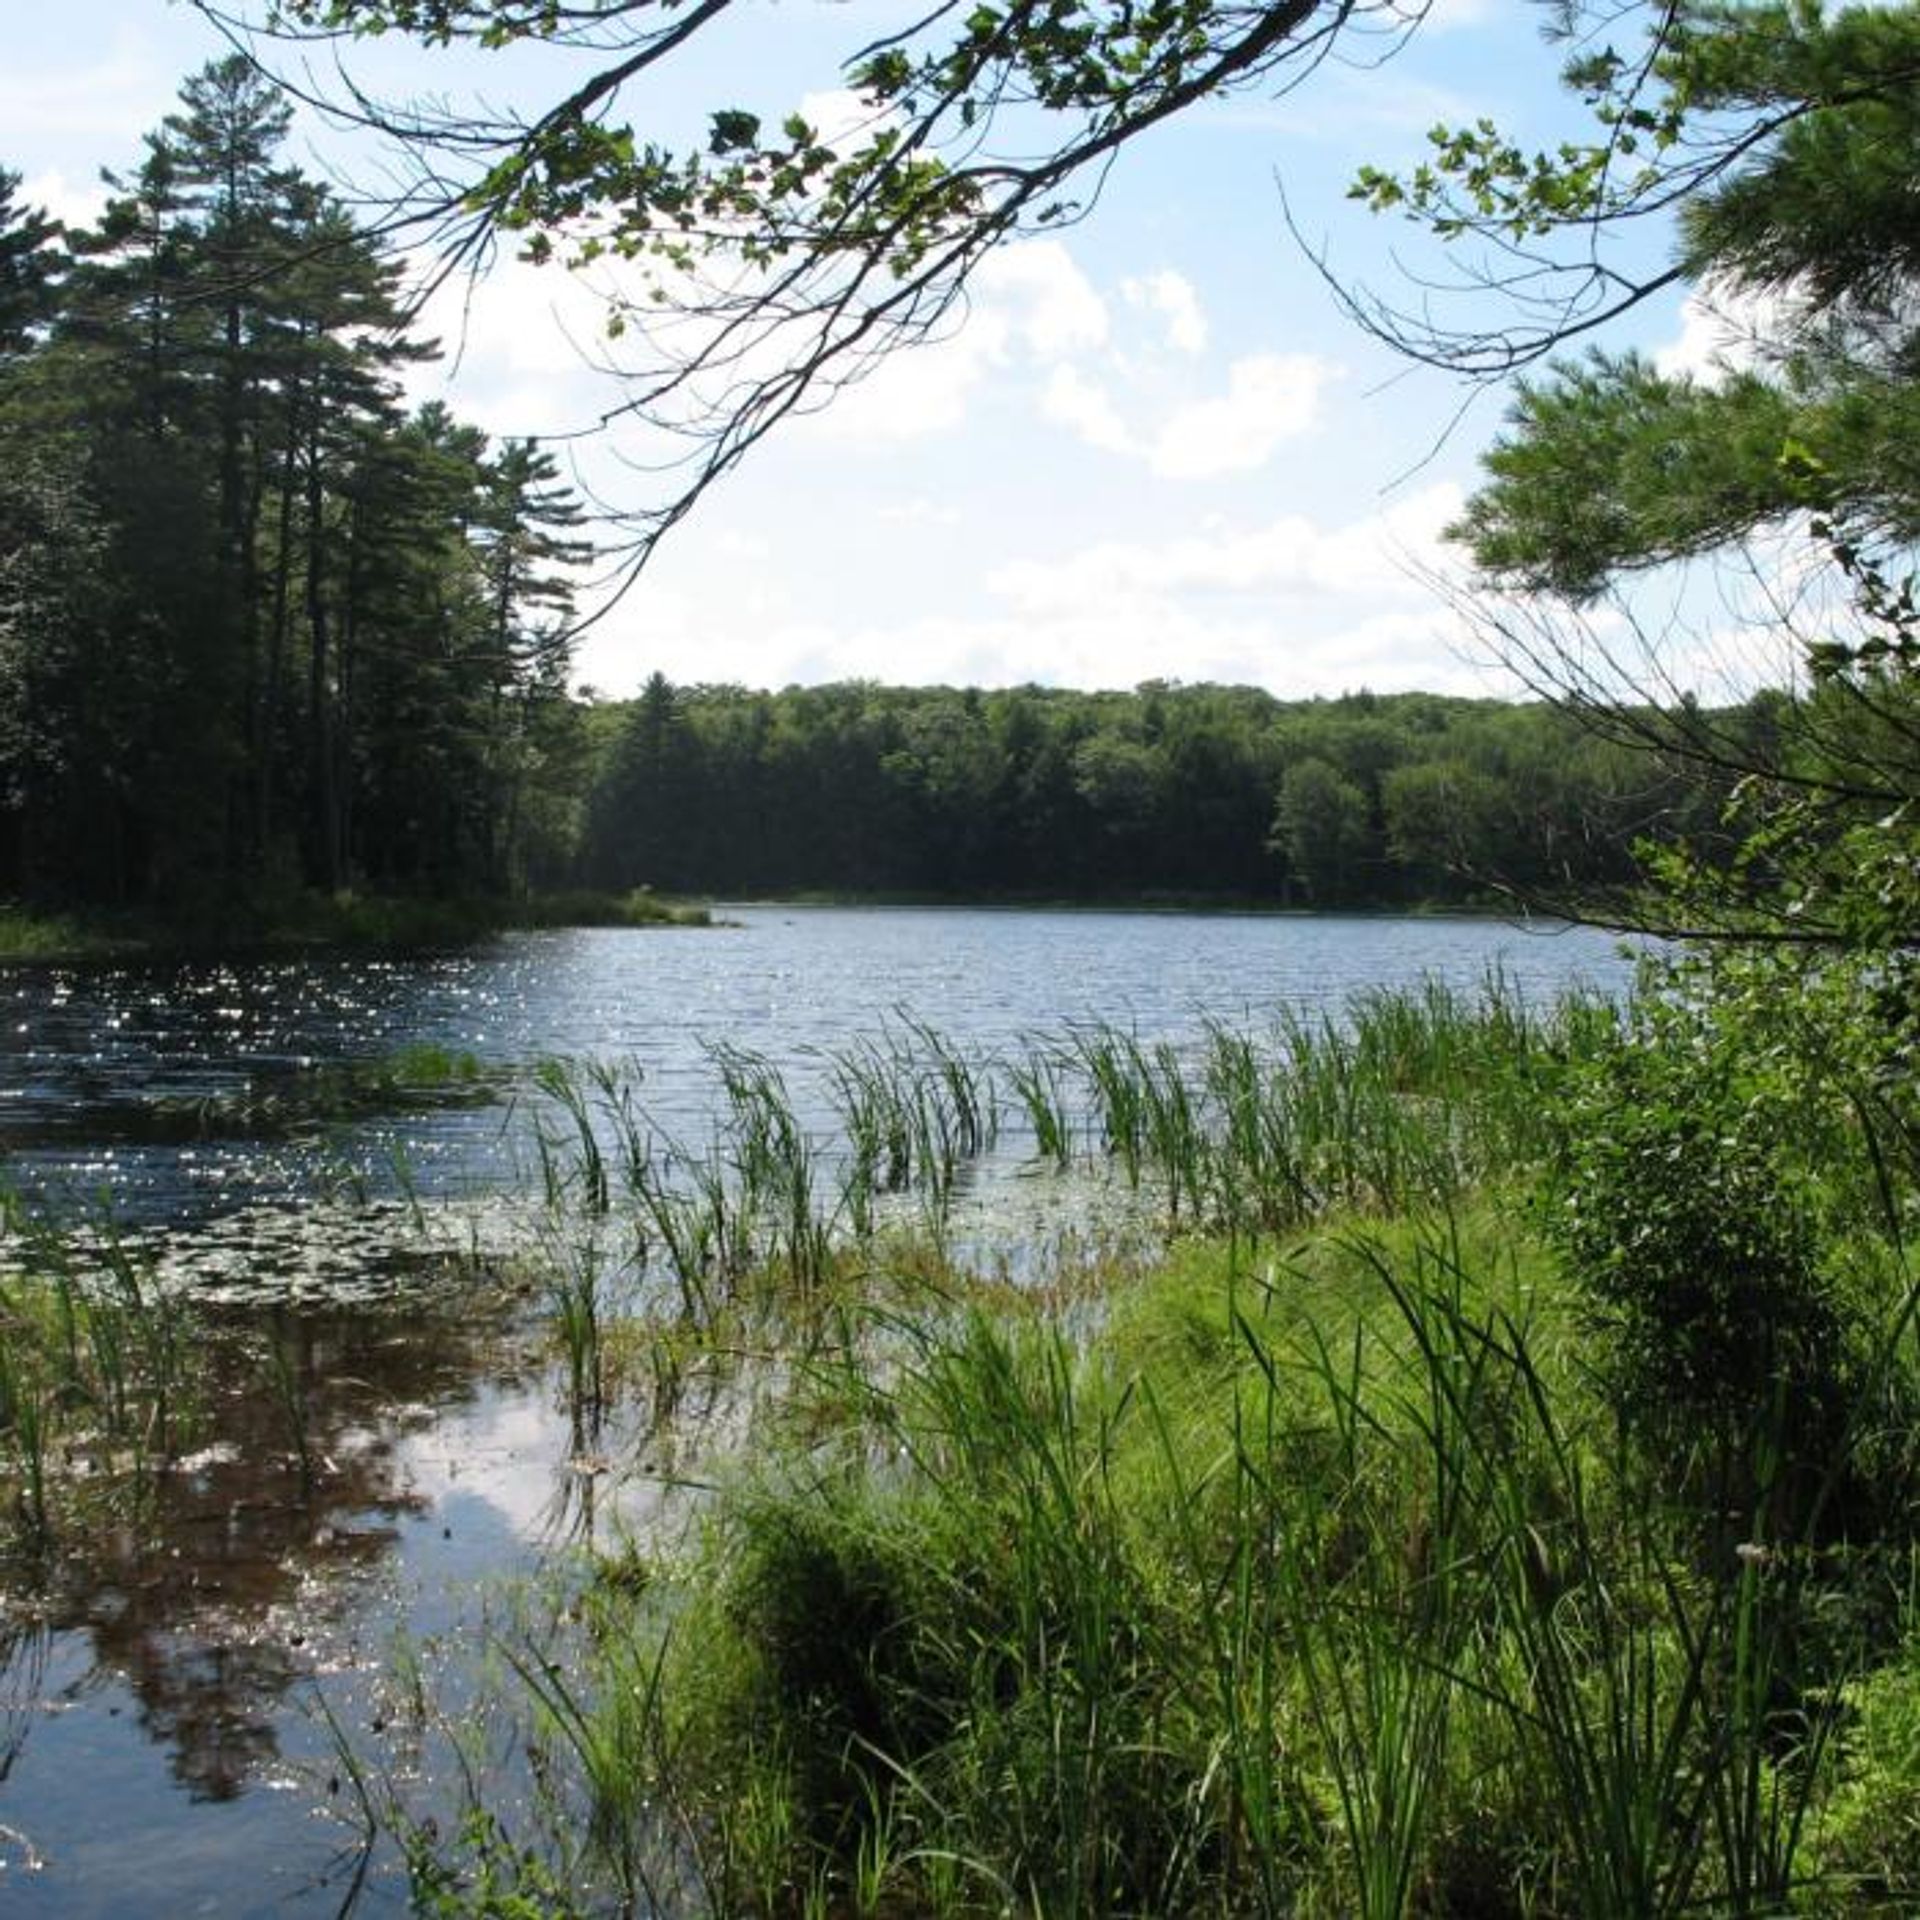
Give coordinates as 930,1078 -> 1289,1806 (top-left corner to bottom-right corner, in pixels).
403,1804 -> 583,1918
1451,355 -> 1804,601
0,1212 -> 203,1551
0,170 -> 60,361
1371,10 -> 1920,1509
0,907 -> 106,958
1809,1636 -> 1920,1911
427,1201 -> 1906,1915
684,1311 -> 1218,1915
1273,754 -> 1371,904
1412,3 -> 1920,587
1546,990 -> 1855,1477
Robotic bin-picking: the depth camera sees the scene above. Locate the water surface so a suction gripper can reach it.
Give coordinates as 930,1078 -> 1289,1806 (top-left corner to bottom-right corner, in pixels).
3,906 -> 1634,1230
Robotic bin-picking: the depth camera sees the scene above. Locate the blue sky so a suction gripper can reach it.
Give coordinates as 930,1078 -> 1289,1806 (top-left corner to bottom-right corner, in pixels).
4,1 -> 1731,700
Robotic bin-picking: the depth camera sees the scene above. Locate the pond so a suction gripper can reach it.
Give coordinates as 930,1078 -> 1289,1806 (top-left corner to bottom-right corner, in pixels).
0,907 -> 1635,1913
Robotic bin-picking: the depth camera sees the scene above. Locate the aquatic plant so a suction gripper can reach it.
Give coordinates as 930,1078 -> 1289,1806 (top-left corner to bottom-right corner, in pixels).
1007,1040 -> 1076,1170
0,1204 -> 204,1548
416,1194 -> 1920,1913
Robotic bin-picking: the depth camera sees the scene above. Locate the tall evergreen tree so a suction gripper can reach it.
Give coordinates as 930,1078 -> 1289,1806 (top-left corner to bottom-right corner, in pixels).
0,171 -> 61,363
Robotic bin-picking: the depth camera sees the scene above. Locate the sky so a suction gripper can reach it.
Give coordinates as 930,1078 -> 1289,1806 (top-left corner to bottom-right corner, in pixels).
3,0 -> 1739,703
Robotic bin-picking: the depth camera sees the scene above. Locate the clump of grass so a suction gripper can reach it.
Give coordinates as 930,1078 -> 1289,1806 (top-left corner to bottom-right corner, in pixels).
0,1203 -> 206,1551
1008,1042 -> 1076,1170
0,887 -> 716,962
508,886 -> 715,930
0,906 -> 121,960
267,886 -> 716,949
523,1024 -> 1012,1338
1014,975 -> 1615,1238
715,1045 -> 835,1297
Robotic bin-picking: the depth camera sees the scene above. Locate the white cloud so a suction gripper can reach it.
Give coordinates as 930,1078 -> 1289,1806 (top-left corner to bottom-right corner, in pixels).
1041,364 -> 1136,455
421,228 -> 1313,490
811,308 -> 1012,440
976,240 -> 1110,359
876,497 -> 963,527
0,29 -> 178,151
575,483 -> 1482,699
987,482 -> 1463,612
725,593 -> 1486,698
1150,354 -> 1337,478
1423,0 -> 1497,29
20,169 -> 106,232
802,239 -> 1106,444
1207,66 -> 1473,141
796,88 -> 895,148
1123,270 -> 1208,355
1654,280 -> 1790,384
586,597 -> 1490,699
409,248 -> 641,437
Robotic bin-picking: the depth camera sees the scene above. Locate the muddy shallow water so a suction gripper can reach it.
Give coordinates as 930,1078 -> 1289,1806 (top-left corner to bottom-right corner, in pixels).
0,908 -> 1635,1913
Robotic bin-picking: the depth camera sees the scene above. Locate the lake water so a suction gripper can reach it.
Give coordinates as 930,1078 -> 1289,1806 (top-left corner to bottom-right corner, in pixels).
2,906 -> 1636,1232
0,907 -> 1637,1913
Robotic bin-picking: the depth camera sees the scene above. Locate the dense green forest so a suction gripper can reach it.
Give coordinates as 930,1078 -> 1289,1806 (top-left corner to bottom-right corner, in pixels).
582,674 -> 1725,906
1,56 -> 1762,927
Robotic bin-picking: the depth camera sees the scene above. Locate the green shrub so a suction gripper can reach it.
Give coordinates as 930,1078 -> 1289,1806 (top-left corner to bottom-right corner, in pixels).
1543,990 -> 1865,1530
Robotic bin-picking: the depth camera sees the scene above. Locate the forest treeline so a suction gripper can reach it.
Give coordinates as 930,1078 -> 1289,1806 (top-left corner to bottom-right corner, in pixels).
579,673 -> 1752,907
2,57 -> 1763,924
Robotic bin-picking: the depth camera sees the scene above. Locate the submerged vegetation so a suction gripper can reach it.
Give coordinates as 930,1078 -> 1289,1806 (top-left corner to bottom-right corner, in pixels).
0,1196 -> 517,1570
0,1208 -> 202,1551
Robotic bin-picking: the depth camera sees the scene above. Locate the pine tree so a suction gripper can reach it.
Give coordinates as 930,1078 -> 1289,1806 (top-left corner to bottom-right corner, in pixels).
0,170 -> 61,362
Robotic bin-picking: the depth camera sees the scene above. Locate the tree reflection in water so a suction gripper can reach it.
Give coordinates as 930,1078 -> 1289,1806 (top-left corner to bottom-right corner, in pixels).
2,1299 -> 534,1805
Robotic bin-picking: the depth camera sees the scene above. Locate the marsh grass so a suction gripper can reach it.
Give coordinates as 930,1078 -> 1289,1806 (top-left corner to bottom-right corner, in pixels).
1002,974 -> 1616,1238
400,978 -> 1920,1915
0,888 -> 713,964
516,976 -> 1614,1357
0,1203 -> 204,1548
264,885 -> 714,948
0,906 -> 118,959
521,1023 -> 1013,1335
417,1192 -> 1920,1916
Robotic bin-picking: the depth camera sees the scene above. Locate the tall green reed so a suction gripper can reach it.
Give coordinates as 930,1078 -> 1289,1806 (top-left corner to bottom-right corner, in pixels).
519,979 -> 1613,1342
1008,1041 -> 1076,1170
715,1044 -> 834,1295
1353,1229 -> 1841,1918
0,1203 -> 202,1547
